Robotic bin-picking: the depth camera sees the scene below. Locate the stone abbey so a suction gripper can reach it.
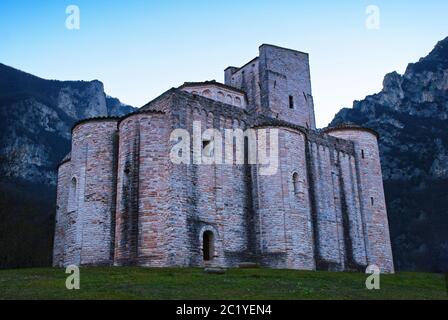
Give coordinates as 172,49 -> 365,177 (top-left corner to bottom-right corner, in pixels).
53,44 -> 394,273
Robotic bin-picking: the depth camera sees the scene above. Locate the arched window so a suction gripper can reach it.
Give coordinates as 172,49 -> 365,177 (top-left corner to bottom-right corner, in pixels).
202,89 -> 211,98
226,94 -> 233,104
293,172 -> 300,195
68,177 -> 78,212
203,231 -> 215,261
293,173 -> 299,194
234,97 -> 242,106
217,91 -> 224,102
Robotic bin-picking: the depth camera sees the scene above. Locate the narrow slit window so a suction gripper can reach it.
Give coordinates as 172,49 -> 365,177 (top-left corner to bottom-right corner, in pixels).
68,177 -> 78,212
244,136 -> 249,164
293,173 -> 301,196
361,149 -> 365,159
289,95 -> 294,109
371,197 -> 374,206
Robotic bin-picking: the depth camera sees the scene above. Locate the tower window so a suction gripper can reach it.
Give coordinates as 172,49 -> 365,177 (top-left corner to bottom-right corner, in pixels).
293,172 -> 300,195
68,177 -> 78,212
361,150 -> 365,159
289,96 -> 294,109
371,197 -> 374,206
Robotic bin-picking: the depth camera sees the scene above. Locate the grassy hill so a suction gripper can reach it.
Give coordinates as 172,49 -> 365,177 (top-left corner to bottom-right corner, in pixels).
0,267 -> 446,300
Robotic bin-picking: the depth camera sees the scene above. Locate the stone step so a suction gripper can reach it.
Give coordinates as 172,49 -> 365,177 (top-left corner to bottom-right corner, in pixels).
238,262 -> 260,269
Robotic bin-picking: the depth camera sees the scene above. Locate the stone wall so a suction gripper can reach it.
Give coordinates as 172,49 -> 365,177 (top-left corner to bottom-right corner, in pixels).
54,119 -> 118,267
114,114 -> 141,265
136,112 -> 172,267
52,161 -> 70,267
73,120 -> 118,266
166,92 -> 252,267
307,141 -> 345,270
306,138 -> 369,271
225,58 -> 261,113
114,110 -> 172,267
324,127 -> 395,273
252,126 -> 315,269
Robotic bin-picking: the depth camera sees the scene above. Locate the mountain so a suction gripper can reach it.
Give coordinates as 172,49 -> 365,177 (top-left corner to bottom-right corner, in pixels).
106,95 -> 135,118
330,37 -> 448,272
0,63 -> 135,268
0,63 -> 135,185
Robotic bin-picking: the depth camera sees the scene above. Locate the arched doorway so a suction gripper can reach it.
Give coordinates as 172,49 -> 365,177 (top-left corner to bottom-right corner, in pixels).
203,231 -> 215,261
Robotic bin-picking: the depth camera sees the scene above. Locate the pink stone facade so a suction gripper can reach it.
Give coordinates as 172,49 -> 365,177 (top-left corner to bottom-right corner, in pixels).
53,44 -> 394,273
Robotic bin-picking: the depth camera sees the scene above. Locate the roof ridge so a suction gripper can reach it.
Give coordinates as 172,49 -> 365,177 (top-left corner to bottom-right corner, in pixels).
179,81 -> 246,95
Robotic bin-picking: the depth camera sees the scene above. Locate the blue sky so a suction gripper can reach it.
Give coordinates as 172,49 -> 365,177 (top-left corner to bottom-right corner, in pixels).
0,0 -> 447,127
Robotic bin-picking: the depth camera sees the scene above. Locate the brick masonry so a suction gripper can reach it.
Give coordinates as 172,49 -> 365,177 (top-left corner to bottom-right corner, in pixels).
53,44 -> 394,273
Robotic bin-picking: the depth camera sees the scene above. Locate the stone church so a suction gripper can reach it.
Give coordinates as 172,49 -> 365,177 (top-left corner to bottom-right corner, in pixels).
53,44 -> 394,273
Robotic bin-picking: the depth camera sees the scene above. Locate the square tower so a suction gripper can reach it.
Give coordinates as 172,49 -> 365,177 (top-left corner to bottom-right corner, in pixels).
225,44 -> 316,129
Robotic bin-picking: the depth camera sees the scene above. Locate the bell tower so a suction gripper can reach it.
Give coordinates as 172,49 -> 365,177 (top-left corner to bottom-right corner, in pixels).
258,44 -> 316,129
225,44 -> 316,129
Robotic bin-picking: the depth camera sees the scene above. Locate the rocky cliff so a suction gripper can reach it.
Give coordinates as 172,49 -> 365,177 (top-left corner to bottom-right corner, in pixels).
0,63 -> 135,268
331,37 -> 448,272
0,63 -> 135,186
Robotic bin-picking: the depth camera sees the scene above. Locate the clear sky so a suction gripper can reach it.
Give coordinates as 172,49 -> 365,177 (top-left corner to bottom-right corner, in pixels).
0,0 -> 447,127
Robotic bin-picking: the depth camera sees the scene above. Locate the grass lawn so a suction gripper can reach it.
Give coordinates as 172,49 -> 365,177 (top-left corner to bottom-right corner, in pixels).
0,267 -> 446,300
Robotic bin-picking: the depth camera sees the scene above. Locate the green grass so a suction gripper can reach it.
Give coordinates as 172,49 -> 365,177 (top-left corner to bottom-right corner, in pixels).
0,267 -> 446,300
